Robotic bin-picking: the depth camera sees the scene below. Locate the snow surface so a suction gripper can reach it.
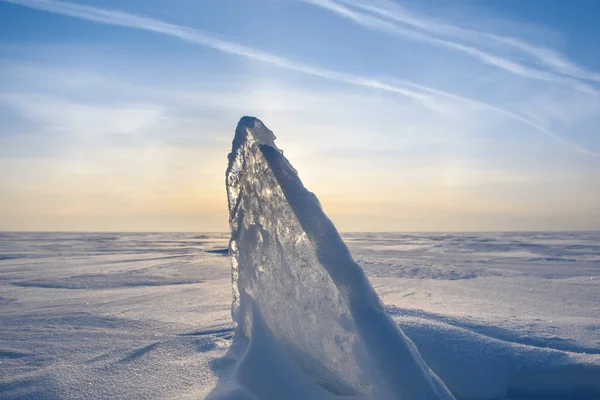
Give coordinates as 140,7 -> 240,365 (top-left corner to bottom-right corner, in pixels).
0,231 -> 599,399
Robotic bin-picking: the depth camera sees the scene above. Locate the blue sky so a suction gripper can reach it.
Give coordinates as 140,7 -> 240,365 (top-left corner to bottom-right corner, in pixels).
1,0 -> 599,231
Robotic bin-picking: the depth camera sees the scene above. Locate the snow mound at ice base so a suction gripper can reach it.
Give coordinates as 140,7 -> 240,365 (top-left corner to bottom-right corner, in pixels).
219,116 -> 600,400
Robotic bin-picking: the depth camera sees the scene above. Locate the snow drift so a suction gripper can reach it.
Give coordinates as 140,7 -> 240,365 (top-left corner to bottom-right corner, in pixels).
225,116 -> 455,399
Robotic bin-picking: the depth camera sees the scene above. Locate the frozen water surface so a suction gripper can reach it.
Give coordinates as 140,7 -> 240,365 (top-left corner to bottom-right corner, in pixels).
1,230 -> 599,399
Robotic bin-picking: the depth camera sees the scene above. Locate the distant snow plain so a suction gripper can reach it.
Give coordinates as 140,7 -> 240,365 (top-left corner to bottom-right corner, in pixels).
1,231 -> 599,399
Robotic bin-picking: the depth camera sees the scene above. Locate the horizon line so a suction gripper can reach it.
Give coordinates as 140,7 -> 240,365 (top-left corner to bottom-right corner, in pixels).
2,229 -> 599,234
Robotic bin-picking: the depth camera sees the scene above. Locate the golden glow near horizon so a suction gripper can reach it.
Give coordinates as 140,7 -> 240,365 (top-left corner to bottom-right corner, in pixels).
2,127 -> 599,232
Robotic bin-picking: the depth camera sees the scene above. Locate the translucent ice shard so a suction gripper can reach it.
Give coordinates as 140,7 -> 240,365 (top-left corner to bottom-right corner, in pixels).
226,116 -> 455,400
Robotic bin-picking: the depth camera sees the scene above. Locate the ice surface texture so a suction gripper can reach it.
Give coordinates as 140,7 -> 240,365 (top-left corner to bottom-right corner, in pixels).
226,117 -> 455,399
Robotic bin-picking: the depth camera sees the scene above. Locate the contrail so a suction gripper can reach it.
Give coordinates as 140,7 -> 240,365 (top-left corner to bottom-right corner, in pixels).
0,0 -> 428,102
337,0 -> 600,82
335,0 -> 600,85
2,0 -> 597,156
302,0 -> 598,95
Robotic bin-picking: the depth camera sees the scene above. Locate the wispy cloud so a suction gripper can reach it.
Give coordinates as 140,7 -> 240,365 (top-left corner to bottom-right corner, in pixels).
1,0 -> 430,102
1,92 -> 163,137
338,0 -> 600,85
2,0 -> 597,156
302,0 -> 600,94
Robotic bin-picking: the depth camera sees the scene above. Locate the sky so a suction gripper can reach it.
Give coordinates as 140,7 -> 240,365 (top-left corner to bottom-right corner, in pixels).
0,0 -> 599,232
